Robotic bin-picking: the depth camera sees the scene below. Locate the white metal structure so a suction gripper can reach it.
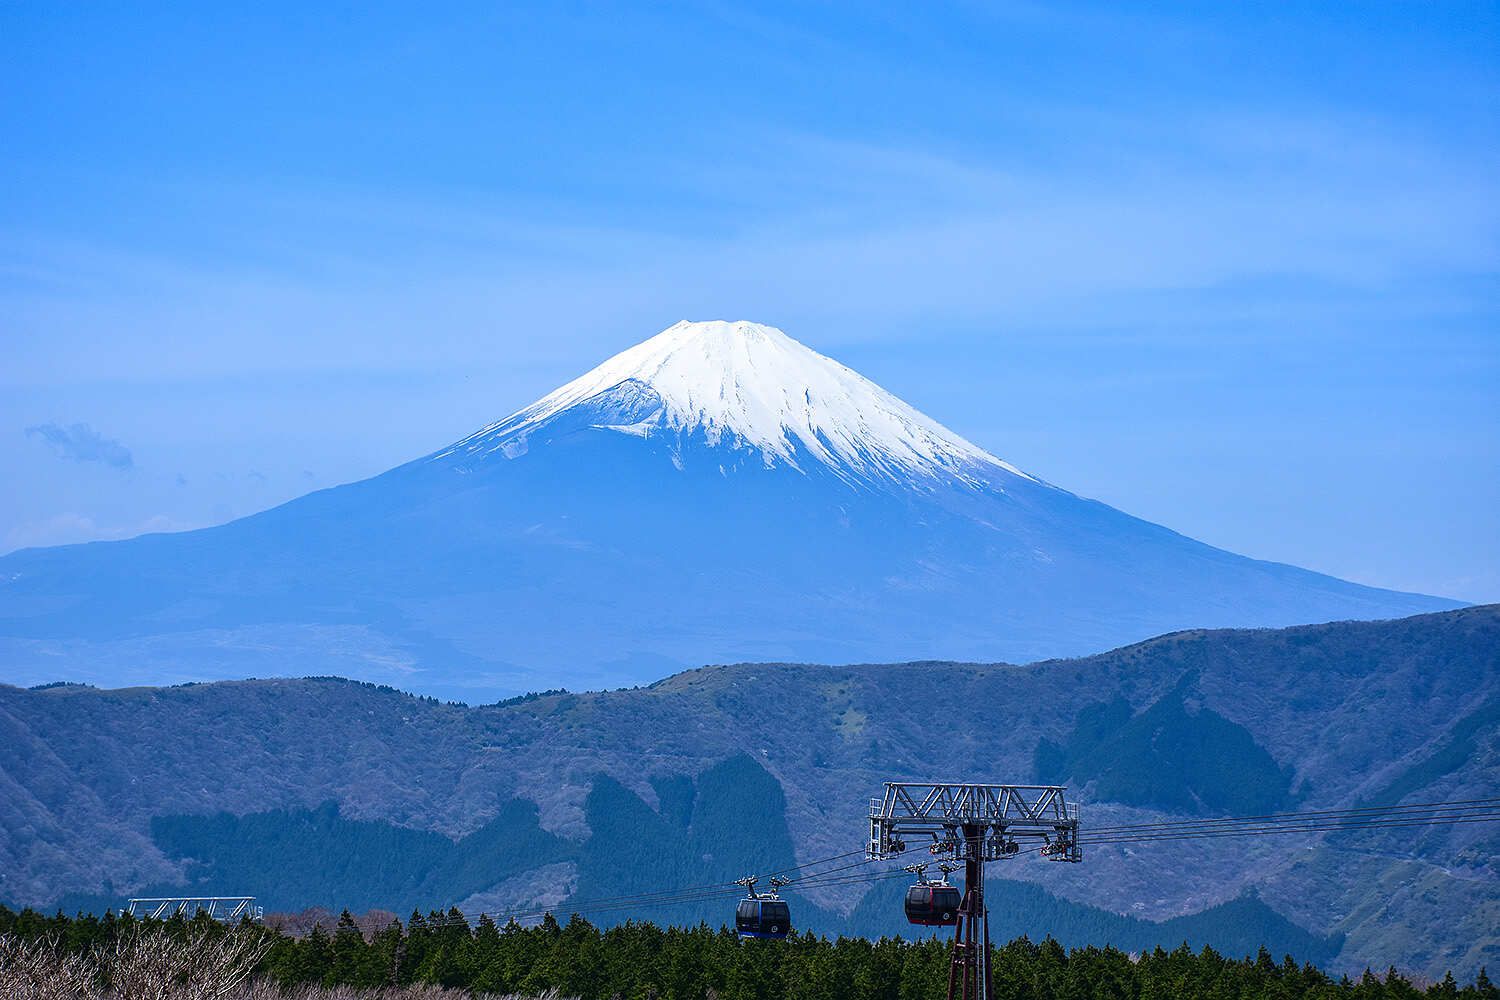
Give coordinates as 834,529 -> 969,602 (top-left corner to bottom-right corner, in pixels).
126,897 -> 263,922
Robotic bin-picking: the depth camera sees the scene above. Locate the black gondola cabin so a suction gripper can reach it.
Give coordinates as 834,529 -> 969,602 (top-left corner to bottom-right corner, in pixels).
904,883 -> 962,926
736,898 -> 791,939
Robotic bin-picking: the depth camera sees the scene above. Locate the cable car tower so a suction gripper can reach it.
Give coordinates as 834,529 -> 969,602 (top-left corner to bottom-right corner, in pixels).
868,782 -> 1081,1000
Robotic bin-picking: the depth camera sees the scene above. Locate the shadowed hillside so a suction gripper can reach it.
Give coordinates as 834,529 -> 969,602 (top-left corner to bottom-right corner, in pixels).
2,606 -> 1496,978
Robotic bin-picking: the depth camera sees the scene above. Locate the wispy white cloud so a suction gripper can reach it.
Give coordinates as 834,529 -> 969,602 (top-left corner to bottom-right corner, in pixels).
24,422 -> 134,469
4,102 -> 1492,385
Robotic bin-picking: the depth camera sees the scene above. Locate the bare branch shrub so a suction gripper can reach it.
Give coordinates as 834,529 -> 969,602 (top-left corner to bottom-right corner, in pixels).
239,984 -> 567,999
1,928 -> 572,999
103,924 -> 269,1000
0,933 -> 105,1000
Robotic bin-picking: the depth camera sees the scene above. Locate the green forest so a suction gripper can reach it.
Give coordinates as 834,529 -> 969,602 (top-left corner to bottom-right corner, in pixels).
2,906 -> 1492,1000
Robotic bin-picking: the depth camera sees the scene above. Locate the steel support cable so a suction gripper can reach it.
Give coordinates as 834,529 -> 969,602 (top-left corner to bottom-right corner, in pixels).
620,808 -> 1494,902
430,806 -> 1488,931
1086,803 -> 1500,839
1086,815 -> 1500,845
508,849 -> 874,909
434,854 -> 1077,931
1084,797 -> 1500,834
1081,812 -> 1500,847
1082,816 -> 1500,845
440,834 -> 1482,934
443,863 -> 912,930
429,846 -> 879,925
510,811 -> 1498,921
474,880 -> 737,913
452,891 -> 744,928
466,858 -> 1023,930
440,847 -> 1060,930
1082,807 -> 1500,841
427,805 -> 1500,931
783,856 -> 878,883
760,848 -> 869,880
432,886 -> 745,929
781,869 -> 916,893
435,869 -> 900,929
430,860 -> 894,930
427,880 -> 755,928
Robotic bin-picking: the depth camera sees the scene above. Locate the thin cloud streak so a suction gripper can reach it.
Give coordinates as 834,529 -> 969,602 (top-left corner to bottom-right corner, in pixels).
3,106 -> 1494,385
24,422 -> 134,470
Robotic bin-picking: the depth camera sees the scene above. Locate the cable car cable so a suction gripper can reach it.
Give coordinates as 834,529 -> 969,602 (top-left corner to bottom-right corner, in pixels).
1084,796 -> 1500,834
1082,805 -> 1500,842
420,800 -> 1499,931
1082,811 -> 1500,847
434,845 -> 877,927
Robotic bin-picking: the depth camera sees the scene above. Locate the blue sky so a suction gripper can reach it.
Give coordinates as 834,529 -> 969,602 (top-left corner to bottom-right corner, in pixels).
3,2 -> 1497,601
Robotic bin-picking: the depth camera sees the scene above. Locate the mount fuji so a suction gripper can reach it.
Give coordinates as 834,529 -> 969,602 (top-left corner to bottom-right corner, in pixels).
0,320 -> 1461,700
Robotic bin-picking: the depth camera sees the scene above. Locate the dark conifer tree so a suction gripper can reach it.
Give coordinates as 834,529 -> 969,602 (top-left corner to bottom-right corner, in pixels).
301,921 -> 334,985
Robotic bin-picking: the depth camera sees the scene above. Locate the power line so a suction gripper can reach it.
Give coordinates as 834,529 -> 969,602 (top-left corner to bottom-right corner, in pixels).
447,847 -> 871,922
439,839 -> 1055,929
420,797 -> 1498,932
423,850 -> 891,929
1081,798 -> 1500,843
1086,797 -> 1500,834
1083,811 -> 1500,847
428,861 -> 908,930
433,808 -> 1497,929
763,849 -> 869,878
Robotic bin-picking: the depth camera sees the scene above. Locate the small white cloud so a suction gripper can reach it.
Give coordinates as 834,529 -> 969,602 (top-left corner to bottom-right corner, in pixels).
25,422 -> 134,470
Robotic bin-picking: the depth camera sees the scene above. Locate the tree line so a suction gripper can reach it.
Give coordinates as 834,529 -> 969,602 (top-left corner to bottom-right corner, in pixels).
1,904 -> 1494,1000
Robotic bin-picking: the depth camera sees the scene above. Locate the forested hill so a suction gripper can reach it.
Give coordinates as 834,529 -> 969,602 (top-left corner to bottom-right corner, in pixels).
2,606 -> 1497,980
4,907 -> 1497,1000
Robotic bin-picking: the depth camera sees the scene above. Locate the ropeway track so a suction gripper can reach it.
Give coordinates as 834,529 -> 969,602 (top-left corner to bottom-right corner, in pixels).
422,796 -> 1500,930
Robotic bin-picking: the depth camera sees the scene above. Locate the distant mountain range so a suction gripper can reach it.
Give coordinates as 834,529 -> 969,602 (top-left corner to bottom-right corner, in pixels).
0,320 -> 1461,700
3,607 -> 1496,979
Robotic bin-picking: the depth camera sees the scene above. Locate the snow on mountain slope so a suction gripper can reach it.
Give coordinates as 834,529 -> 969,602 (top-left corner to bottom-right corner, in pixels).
0,318 -> 1465,701
436,320 -> 1036,487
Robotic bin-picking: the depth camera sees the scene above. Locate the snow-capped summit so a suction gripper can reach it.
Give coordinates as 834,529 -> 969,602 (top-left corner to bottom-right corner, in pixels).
438,320 -> 1035,486
0,317 -> 1461,702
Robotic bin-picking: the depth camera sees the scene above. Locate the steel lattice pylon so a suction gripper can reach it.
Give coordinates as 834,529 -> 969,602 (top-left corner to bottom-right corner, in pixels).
868,783 -> 1082,1000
